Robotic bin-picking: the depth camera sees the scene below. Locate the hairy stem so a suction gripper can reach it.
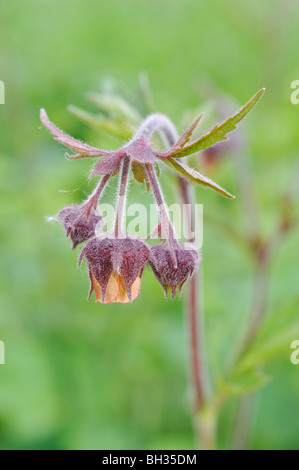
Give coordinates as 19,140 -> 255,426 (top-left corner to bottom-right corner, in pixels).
84,174 -> 110,214
115,155 -> 131,238
133,113 -> 178,144
144,115 -> 213,449
178,178 -> 214,449
179,179 -> 207,405
67,175 -> 110,234
145,163 -> 178,265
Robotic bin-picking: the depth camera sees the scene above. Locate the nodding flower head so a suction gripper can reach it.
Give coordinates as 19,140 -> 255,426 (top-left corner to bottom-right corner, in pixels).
149,244 -> 200,299
41,88 -> 263,304
58,205 -> 103,249
79,237 -> 150,304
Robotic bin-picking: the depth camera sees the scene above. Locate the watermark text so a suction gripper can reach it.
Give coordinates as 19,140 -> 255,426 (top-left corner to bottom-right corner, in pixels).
290,340 -> 299,365
0,81 -> 5,104
95,202 -> 203,249
0,341 -> 5,365
290,80 -> 299,105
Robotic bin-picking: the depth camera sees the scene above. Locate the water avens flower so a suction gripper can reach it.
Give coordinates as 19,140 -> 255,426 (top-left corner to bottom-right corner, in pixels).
41,82 -> 266,451
149,243 -> 200,298
41,88 -> 264,303
59,204 -> 103,249
79,237 -> 150,303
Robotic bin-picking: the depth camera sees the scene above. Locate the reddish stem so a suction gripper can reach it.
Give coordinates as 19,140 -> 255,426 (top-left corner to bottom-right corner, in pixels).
67,174 -> 110,234
115,156 -> 131,238
84,174 -> 110,214
144,118 -> 212,448
179,178 -> 206,409
145,163 -> 178,265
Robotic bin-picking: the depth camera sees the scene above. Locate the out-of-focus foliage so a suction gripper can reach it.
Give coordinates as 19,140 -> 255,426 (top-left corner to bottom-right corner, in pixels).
0,0 -> 299,450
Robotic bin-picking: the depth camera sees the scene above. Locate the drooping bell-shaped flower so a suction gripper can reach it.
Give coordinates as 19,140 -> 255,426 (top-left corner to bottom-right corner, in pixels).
149,243 -> 200,298
58,205 -> 103,249
79,237 -> 150,303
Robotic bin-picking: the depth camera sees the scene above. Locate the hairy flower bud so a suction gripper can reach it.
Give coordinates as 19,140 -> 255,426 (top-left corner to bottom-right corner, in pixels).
79,237 -> 150,303
59,205 -> 103,249
149,244 -> 200,298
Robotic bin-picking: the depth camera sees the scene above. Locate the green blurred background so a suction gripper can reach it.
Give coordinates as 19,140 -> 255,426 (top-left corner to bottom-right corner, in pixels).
0,0 -> 299,450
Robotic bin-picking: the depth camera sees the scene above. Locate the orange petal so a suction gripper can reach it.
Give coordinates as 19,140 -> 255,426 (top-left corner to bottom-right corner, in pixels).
91,270 -> 142,304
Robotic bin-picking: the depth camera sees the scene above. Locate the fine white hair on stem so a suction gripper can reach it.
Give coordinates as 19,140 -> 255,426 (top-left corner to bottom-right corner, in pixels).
114,155 -> 131,238
132,113 -> 178,146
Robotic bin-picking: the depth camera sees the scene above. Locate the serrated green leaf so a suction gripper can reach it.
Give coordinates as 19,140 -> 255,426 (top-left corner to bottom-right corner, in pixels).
162,157 -> 235,199
171,113 -> 203,152
165,88 -> 265,158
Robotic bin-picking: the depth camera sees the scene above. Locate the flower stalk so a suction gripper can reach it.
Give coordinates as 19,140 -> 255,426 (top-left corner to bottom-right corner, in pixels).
115,155 -> 131,238
41,87 -> 264,449
84,174 -> 110,215
145,162 -> 178,266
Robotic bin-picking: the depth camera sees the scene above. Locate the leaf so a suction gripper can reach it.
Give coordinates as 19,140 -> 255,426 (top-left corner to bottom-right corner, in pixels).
131,161 -> 150,190
131,161 -> 160,190
236,297 -> 299,375
219,368 -> 271,396
170,113 -> 203,152
162,88 -> 265,158
68,105 -> 134,141
87,93 -> 141,125
162,157 -> 235,199
220,297 -> 299,396
40,109 -> 109,158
